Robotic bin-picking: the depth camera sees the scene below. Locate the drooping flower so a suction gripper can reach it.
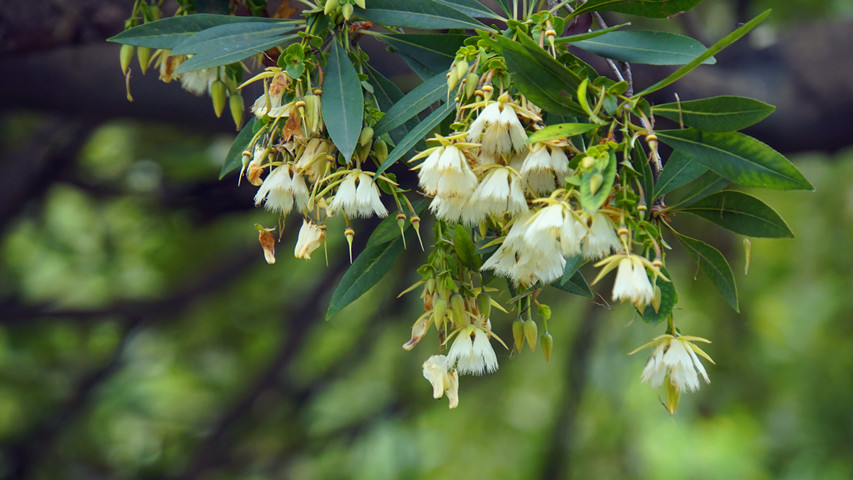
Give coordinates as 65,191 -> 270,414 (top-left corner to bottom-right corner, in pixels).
524,202 -> 585,258
466,100 -> 527,158
463,166 -> 528,224
294,219 -> 325,260
416,144 -> 477,199
482,212 -> 566,286
329,172 -> 388,218
521,143 -> 570,195
611,255 -> 655,308
447,325 -> 499,375
422,355 -> 459,409
254,164 -> 310,214
179,67 -> 218,96
632,334 -> 714,393
581,212 -> 621,260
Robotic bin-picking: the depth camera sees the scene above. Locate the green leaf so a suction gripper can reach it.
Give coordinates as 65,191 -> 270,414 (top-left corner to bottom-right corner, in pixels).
552,271 -> 594,298
364,65 -> 414,144
527,123 -> 599,143
634,145 -> 654,206
668,172 -> 729,208
676,234 -> 738,311
353,0 -> 486,30
490,33 -> 585,115
107,14 -> 292,49
322,40 -> 364,163
375,101 -> 455,176
653,150 -> 706,199
639,267 -> 676,325
174,24 -> 298,73
653,96 -> 776,132
453,225 -> 482,270
573,31 -> 714,65
374,33 -> 467,76
561,255 -> 586,285
580,151 -> 617,214
656,129 -> 813,190
373,73 -> 447,137
636,10 -> 771,96
219,117 -> 259,179
677,191 -> 794,238
571,0 -> 702,18
435,0 -> 504,20
556,23 -> 631,44
326,235 -> 406,319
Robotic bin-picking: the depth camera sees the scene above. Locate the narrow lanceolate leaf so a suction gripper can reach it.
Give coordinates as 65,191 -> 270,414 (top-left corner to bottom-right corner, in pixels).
527,123 -> 599,143
653,96 -> 776,132
677,190 -> 794,238
373,73 -> 447,137
364,65 -> 414,144
326,234 -> 407,319
552,271 -> 594,298
374,33 -> 466,76
175,27 -> 298,73
676,234 -> 738,311
375,101 -> 455,176
353,0 -> 486,30
171,22 -> 298,55
570,0 -> 702,19
322,40 -> 364,163
637,9 -> 771,96
573,31 -> 713,65
490,33 -> 585,115
220,117 -> 259,179
654,150 -> 707,199
556,23 -> 631,44
668,172 -> 728,208
435,0 -> 505,20
108,14 -> 294,49
656,129 -> 813,190
640,267 -> 676,325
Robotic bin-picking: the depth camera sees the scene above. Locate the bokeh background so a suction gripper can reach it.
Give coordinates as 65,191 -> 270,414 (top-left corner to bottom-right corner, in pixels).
1,0 -> 852,479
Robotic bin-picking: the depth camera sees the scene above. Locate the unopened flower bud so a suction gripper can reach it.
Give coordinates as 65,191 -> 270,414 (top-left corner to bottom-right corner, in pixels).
345,227 -> 355,263
210,80 -> 227,118
476,293 -> 491,319
524,319 -> 538,351
324,0 -> 340,14
512,319 -> 525,353
541,332 -> 553,362
229,93 -> 244,129
449,293 -> 467,328
581,155 -> 595,170
137,46 -> 152,74
589,173 -> 603,195
354,0 -> 366,8
652,284 -> 662,313
454,59 -> 468,80
537,303 -> 551,322
463,72 -> 479,99
120,44 -> 135,75
446,68 -> 461,93
359,126 -> 374,147
432,297 -> 447,330
665,373 -> 681,414
341,2 -> 353,20
374,138 -> 388,162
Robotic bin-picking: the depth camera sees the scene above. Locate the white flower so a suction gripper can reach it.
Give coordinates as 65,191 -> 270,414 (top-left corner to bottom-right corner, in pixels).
481,212 -> 565,286
581,212 -> 621,260
611,255 -> 654,308
447,325 -> 499,375
466,101 -> 527,158
416,145 -> 478,199
329,172 -> 388,218
295,138 -> 332,182
464,167 -> 528,224
634,334 -> 713,393
254,165 -> 309,214
180,67 -> 217,96
294,219 -> 325,260
422,355 -> 459,409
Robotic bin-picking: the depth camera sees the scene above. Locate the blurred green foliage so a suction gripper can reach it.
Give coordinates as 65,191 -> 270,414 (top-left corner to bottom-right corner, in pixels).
1,111 -> 851,479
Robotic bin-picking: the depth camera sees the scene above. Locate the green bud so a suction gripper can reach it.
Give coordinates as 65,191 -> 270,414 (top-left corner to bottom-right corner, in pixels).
512,319 -> 525,353
665,374 -> 681,415
137,46 -> 152,74
541,332 -> 553,362
476,293 -> 491,319
589,172 -> 603,195
446,67 -> 461,93
450,293 -> 467,328
354,0 -> 366,8
454,59 -> 469,80
229,93 -> 244,129
120,44 -> 135,75
432,297 -> 447,330
210,80 -> 227,118
359,126 -> 374,147
341,2 -> 353,20
324,0 -> 340,14
581,155 -> 595,170
537,303 -> 551,322
652,284 -> 662,313
425,277 -> 436,295
374,138 -> 388,162
463,72 -> 479,99
524,318 -> 538,351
